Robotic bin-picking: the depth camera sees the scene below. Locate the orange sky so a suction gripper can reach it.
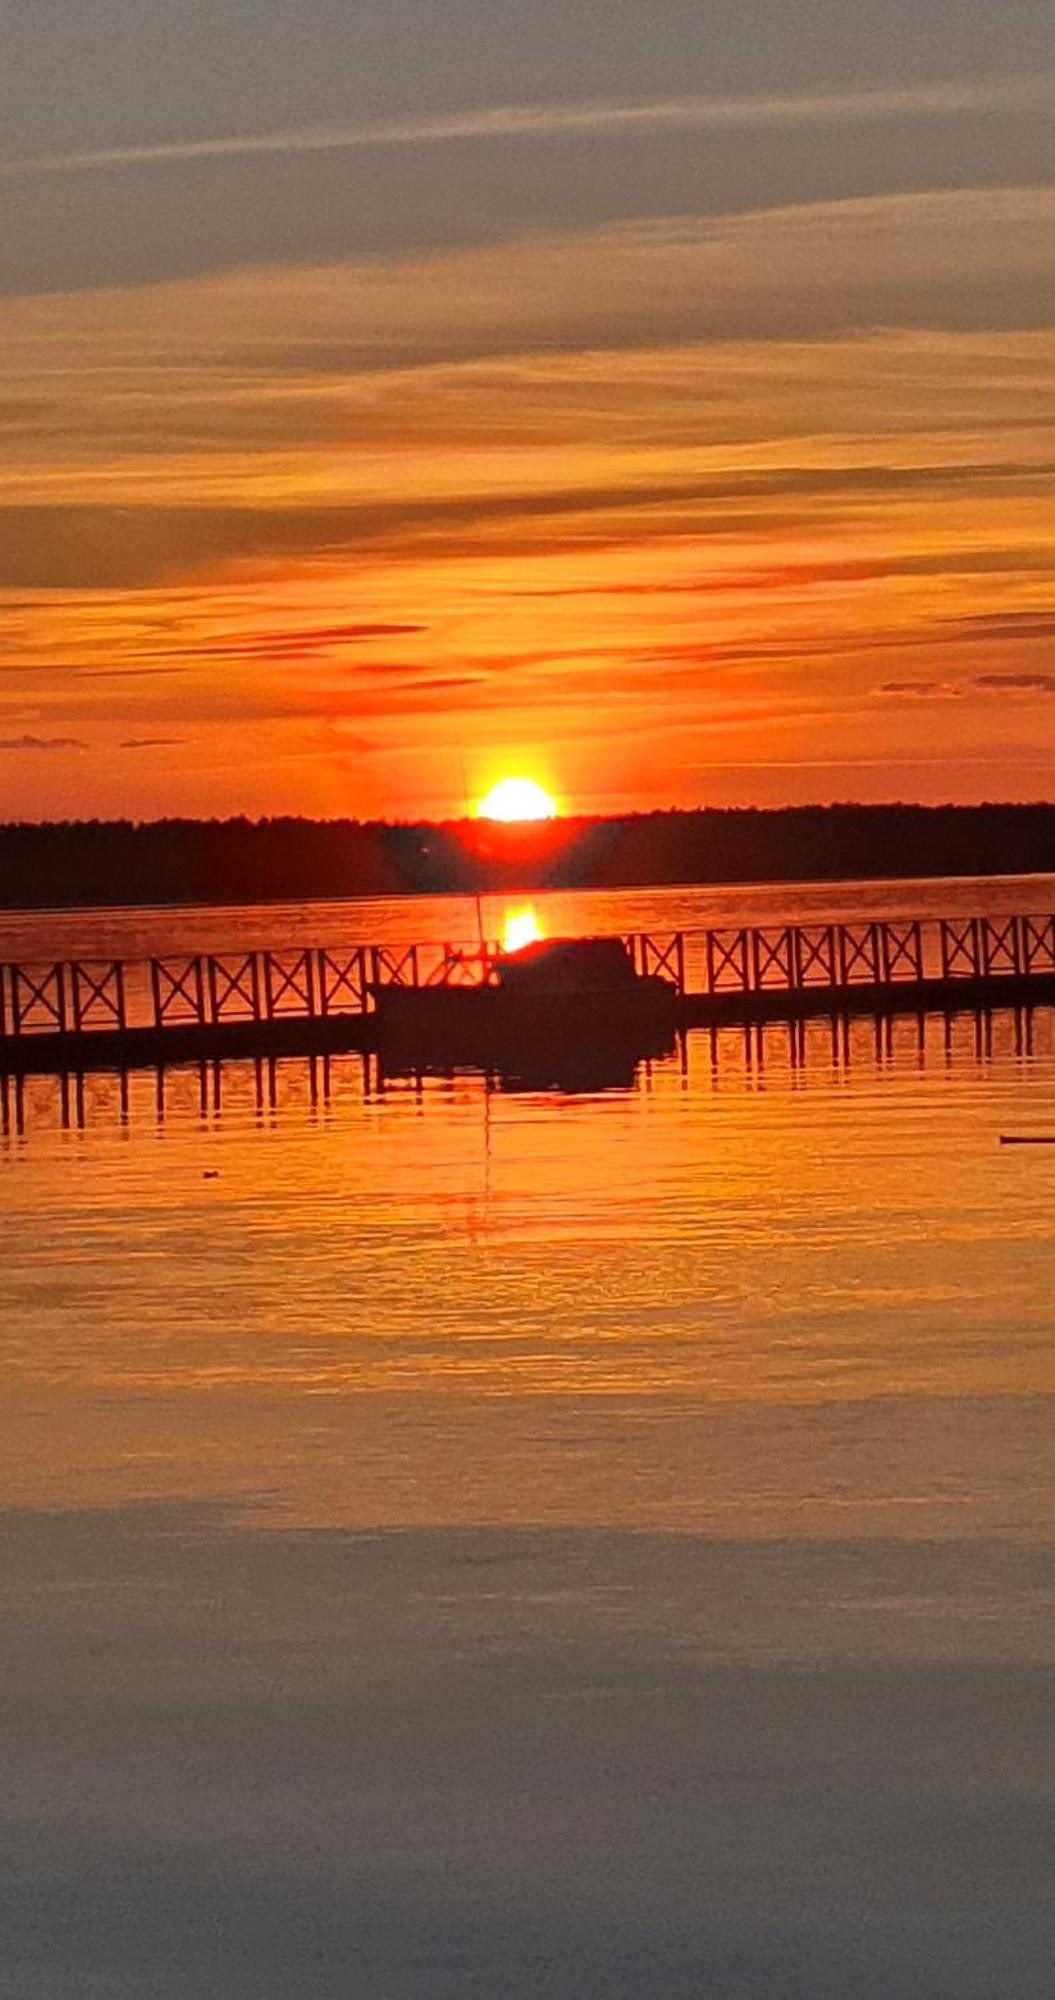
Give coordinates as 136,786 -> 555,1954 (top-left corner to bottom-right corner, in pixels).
3,56 -> 1055,820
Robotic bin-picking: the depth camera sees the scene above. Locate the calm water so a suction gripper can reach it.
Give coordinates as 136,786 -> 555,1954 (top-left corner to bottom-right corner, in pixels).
3,877 -> 1055,1996
1,867 -> 1053,959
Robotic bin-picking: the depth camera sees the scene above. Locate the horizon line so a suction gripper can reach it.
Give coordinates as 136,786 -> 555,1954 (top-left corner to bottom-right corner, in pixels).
2,799 -> 1055,834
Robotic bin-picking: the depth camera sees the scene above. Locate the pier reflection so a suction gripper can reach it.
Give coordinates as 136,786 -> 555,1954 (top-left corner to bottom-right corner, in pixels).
1,1004 -> 1050,1142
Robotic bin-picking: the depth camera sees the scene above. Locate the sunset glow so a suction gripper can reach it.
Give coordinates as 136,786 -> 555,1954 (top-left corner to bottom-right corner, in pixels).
1,7 -> 1052,823
478,779 -> 559,823
7,7 -> 1055,1996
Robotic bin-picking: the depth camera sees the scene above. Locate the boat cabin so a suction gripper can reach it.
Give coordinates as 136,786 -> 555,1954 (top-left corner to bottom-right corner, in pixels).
494,936 -> 640,992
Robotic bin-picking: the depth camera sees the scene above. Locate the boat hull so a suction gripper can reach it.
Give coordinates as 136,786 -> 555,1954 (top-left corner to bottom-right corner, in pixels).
370,977 -> 679,1072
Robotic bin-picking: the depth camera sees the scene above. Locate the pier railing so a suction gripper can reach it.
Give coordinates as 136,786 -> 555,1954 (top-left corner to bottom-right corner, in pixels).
1,914 -> 1054,1045
0,940 -> 501,1042
627,915 -> 1055,996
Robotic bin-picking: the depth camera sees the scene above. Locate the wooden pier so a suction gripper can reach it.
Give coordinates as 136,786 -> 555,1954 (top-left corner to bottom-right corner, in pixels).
1,914 -> 1054,1077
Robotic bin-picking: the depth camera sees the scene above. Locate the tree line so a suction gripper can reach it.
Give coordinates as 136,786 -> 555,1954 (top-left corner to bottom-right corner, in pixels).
0,804 -> 1053,909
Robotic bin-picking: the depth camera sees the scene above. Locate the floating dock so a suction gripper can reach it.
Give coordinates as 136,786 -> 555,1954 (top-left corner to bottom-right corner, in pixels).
1,914 -> 1054,1077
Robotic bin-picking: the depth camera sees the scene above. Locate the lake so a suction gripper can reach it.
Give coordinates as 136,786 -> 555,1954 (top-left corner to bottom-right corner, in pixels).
3,875 -> 1054,1996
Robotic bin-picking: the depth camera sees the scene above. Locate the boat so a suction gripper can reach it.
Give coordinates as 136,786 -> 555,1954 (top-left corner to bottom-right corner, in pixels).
370,934 -> 680,1072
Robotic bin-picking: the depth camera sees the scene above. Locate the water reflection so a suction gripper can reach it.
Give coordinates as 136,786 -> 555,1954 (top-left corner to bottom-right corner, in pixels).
5,922 -> 1055,1998
1,1005 -> 1049,1140
3,998 -> 1053,1535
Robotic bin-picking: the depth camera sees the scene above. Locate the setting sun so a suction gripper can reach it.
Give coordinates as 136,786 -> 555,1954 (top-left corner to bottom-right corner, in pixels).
478,777 -> 558,823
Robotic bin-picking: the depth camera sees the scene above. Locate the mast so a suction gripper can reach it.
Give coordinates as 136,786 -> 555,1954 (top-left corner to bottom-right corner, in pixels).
459,750 -> 487,959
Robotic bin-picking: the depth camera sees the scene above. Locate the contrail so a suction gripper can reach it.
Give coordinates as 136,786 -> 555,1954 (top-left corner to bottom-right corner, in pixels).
3,73 -> 1053,176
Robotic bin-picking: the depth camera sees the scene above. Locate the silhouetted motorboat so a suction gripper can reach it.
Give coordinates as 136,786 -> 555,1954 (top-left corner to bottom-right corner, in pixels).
370,935 -> 679,1067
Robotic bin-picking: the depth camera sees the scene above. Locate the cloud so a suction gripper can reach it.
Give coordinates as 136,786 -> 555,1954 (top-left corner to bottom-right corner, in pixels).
0,504 -> 375,591
0,458 -> 1050,593
6,75 -> 1054,178
0,732 -> 86,750
0,195 -> 1052,811
176,623 -> 428,662
879,666 -> 1055,703
518,549 -> 1055,600
80,665 -> 190,681
951,611 -> 1055,643
972,672 -> 1055,693
120,735 -> 187,748
4,192 -> 1052,432
878,680 -> 965,700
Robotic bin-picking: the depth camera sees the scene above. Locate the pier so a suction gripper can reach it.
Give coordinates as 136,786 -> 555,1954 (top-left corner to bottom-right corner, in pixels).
1,912 -> 1054,1077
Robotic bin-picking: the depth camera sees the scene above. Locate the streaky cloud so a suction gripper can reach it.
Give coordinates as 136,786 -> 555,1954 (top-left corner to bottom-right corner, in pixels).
5,73 -> 1055,177
974,670 -> 1055,689
879,680 -> 967,700
0,732 -> 86,750
120,735 -> 187,748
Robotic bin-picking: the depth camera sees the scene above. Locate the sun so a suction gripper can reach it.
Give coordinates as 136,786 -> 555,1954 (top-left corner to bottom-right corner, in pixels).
477,776 -> 558,822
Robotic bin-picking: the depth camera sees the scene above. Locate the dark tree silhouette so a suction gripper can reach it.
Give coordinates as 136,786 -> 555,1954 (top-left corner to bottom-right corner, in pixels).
0,804 -> 1052,910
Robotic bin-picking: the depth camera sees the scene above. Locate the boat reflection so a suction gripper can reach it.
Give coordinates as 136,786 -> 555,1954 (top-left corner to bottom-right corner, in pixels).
378,1033 -> 676,1096
0,1004 -> 1050,1139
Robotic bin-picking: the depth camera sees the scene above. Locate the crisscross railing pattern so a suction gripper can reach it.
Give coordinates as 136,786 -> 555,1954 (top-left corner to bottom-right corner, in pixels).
208,954 -> 261,1023
369,944 -> 420,989
939,919 -> 981,980
317,949 -> 369,1016
427,945 -> 497,986
70,960 -> 127,1033
706,929 -> 751,992
751,928 -> 794,989
150,957 -> 206,1027
263,951 -> 317,1020
980,918 -> 1022,978
1022,916 -> 1055,975
10,963 -> 67,1034
627,933 -> 685,990
879,922 -> 924,982
835,925 -> 883,985
795,927 -> 837,987
1,911 -> 1054,1051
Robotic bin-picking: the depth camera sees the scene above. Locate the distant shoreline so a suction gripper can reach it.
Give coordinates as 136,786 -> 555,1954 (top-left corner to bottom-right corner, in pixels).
0,804 -> 1052,913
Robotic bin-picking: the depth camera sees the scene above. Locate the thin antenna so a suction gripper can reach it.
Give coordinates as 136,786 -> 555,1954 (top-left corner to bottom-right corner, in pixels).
458,749 -> 486,958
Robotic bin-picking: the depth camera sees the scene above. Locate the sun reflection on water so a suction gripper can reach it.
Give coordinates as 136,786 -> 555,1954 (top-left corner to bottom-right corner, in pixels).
502,907 -> 543,954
